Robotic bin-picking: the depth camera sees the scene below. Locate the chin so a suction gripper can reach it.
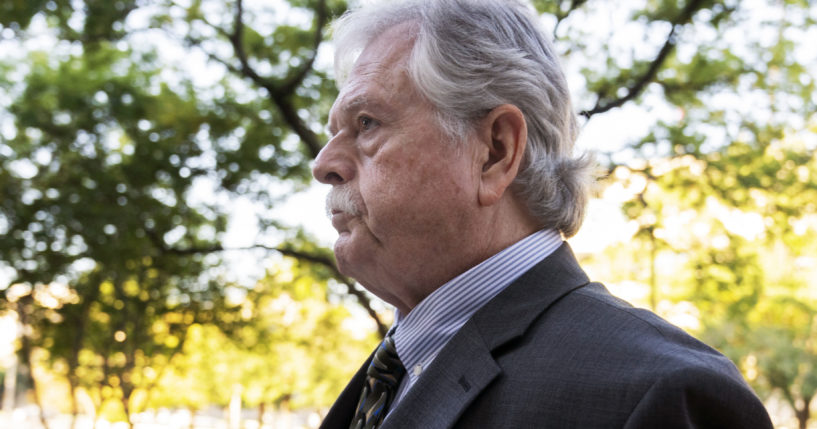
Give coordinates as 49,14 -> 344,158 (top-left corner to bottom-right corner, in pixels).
333,239 -> 360,278
333,228 -> 384,285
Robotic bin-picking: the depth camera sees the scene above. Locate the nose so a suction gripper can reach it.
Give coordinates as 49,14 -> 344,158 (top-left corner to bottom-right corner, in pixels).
312,136 -> 355,185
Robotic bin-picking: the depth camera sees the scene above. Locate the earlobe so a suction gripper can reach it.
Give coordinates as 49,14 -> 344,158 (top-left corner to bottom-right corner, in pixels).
477,104 -> 527,207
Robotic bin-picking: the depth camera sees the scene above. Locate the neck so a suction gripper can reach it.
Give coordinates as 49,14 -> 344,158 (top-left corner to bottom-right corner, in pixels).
477,195 -> 542,256
396,197 -> 541,315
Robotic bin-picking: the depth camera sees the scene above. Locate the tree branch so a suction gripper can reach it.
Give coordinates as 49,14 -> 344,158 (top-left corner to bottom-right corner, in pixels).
270,95 -> 323,158
277,0 -> 328,97
580,0 -> 706,119
146,229 -> 388,336
335,279 -> 389,338
227,0 -> 273,90
276,247 -> 387,337
223,0 -> 323,159
180,2 -> 383,334
552,0 -> 588,38
277,246 -> 387,337
186,21 -> 313,153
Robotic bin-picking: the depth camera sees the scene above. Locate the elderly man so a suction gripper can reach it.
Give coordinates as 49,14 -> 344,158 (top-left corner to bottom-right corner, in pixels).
313,0 -> 772,428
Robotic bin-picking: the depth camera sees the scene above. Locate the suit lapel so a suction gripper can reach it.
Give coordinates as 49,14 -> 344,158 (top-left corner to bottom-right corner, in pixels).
383,243 -> 590,429
471,242 -> 590,350
381,321 -> 501,428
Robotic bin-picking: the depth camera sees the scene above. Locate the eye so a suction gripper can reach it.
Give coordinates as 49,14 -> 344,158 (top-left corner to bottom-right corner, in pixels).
358,115 -> 377,132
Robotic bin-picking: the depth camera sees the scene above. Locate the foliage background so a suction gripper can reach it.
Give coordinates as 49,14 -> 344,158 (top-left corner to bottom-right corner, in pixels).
0,0 -> 815,428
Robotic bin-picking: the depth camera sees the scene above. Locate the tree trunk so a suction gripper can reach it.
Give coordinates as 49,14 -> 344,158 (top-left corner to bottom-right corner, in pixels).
67,375 -> 79,429
229,383 -> 243,429
795,395 -> 812,429
121,394 -> 133,429
29,356 -> 50,429
67,281 -> 97,429
277,395 -> 292,429
16,299 -> 50,429
188,405 -> 196,429
257,402 -> 265,428
796,408 -> 808,429
2,348 -> 17,412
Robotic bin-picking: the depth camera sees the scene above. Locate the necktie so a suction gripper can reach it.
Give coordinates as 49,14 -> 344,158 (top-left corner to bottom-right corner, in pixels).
350,335 -> 406,429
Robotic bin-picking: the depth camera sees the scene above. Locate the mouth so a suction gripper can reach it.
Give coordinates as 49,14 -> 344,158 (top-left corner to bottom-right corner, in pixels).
325,184 -> 362,233
330,210 -> 354,233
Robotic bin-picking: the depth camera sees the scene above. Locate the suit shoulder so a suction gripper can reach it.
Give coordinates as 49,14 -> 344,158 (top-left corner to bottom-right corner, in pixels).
574,284 -> 695,334
540,282 -> 744,377
459,281 -> 769,427
622,365 -> 773,428
456,280 -> 771,428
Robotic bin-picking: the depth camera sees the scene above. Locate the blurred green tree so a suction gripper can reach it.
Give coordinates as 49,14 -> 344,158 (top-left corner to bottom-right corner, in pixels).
0,0 -> 377,427
151,258 -> 377,427
601,130 -> 817,426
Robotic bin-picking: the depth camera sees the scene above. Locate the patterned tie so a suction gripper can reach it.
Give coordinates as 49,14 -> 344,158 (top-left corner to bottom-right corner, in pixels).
350,335 -> 406,429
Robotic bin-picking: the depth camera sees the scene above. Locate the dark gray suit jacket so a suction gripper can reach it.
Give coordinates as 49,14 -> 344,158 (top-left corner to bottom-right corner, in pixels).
321,243 -> 772,428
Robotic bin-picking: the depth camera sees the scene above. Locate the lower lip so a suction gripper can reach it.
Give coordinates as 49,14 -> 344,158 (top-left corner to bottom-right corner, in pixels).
331,212 -> 353,231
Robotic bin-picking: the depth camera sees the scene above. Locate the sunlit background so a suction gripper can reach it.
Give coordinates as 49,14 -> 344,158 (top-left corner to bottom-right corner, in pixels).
1,0 -> 815,428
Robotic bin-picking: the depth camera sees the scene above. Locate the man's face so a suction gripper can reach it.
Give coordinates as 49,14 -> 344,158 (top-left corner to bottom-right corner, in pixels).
312,25 -> 483,313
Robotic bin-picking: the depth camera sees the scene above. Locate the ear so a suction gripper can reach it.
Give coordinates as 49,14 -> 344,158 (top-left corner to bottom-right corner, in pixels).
476,104 -> 527,207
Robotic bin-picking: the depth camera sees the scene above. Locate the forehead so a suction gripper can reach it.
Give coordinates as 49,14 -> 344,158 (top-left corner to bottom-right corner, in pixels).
330,24 -> 419,119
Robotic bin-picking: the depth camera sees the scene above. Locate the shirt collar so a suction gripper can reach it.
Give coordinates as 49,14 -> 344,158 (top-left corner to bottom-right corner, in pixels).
391,229 -> 563,387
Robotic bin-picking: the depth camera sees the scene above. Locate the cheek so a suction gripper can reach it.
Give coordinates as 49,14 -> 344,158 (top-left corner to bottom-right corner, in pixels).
354,163 -> 414,235
370,157 -> 471,228
377,151 -> 442,200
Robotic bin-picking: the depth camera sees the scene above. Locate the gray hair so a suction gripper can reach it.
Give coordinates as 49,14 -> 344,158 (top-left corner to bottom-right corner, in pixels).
332,0 -> 597,238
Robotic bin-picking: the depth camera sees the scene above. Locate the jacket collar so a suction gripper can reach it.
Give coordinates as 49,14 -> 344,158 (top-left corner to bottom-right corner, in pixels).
381,242 -> 590,428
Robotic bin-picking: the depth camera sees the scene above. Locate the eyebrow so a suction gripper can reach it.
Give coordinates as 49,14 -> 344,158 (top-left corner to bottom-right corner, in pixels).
341,95 -> 372,115
328,94 -> 394,135
341,95 -> 395,118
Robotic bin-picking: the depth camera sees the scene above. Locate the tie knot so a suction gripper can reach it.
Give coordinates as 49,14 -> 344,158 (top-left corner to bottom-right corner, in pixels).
350,335 -> 406,429
368,335 -> 406,387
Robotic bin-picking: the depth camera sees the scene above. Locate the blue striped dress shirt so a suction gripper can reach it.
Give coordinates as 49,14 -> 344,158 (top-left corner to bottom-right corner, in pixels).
389,229 -> 563,406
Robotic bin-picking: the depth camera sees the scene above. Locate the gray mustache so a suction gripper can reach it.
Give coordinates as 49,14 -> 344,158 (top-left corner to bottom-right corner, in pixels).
325,185 -> 362,217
